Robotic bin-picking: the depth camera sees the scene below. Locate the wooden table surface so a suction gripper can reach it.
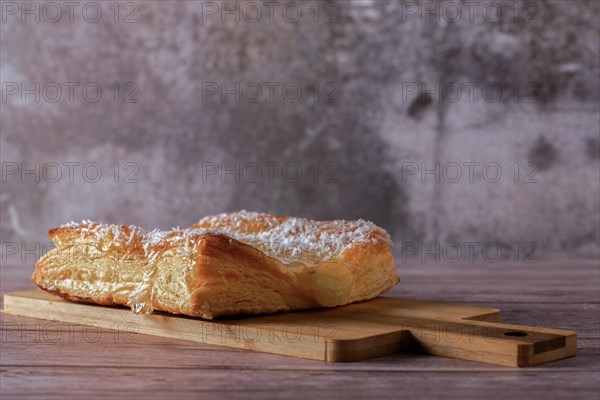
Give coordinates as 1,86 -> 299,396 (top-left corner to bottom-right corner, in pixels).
1,261 -> 599,399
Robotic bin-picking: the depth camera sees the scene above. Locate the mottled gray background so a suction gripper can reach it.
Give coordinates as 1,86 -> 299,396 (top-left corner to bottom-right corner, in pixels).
1,0 -> 599,264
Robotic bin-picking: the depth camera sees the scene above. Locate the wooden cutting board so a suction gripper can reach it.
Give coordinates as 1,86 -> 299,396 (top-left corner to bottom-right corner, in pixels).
2,289 -> 576,367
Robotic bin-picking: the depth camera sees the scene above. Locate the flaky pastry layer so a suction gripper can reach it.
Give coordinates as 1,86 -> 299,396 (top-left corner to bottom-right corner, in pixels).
32,211 -> 399,319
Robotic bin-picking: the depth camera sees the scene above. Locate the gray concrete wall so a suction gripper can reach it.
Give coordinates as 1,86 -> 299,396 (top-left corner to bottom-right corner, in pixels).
1,0 -> 599,264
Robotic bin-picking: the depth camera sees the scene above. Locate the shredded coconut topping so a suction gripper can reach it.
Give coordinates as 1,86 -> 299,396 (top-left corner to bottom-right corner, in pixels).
60,211 -> 391,266
194,210 -> 392,265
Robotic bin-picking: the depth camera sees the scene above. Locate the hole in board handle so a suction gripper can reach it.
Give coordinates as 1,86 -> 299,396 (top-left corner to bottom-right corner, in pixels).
504,331 -> 528,337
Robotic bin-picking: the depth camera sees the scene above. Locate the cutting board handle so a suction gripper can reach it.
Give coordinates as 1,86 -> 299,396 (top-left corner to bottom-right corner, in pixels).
326,317 -> 577,366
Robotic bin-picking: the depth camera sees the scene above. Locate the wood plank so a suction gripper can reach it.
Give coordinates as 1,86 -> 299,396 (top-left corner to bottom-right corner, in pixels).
1,366 -> 599,400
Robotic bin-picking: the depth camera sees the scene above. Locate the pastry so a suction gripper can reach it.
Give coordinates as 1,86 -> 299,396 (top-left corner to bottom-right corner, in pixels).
32,211 -> 399,319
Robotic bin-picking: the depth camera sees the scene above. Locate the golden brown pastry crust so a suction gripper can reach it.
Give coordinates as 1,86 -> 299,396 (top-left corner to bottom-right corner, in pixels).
32,212 -> 399,319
